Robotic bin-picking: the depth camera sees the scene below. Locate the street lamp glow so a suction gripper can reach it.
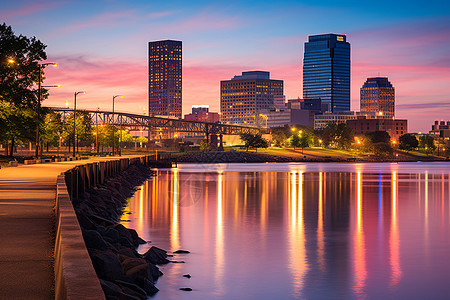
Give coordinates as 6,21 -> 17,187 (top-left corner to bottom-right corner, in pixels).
8,58 -> 15,64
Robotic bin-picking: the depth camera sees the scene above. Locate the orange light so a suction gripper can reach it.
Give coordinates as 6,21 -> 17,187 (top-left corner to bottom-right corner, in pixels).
8,59 -> 15,64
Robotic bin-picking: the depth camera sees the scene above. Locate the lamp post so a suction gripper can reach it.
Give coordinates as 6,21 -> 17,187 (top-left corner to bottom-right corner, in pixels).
96,105 -> 100,154
73,91 -> 86,157
112,95 -> 123,156
34,62 -> 58,158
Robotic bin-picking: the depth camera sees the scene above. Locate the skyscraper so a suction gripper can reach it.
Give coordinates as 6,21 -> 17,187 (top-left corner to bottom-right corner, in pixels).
220,71 -> 283,125
303,34 -> 350,113
148,40 -> 182,118
360,77 -> 395,118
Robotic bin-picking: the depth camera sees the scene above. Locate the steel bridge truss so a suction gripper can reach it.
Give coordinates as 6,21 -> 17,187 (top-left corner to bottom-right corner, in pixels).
47,107 -> 264,137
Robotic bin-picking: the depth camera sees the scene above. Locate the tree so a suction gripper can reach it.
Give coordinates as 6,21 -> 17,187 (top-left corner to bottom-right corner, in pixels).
316,123 -> 354,150
240,133 -> 269,151
271,126 -> 291,147
61,112 -> 93,152
0,100 -> 36,156
419,135 -> 435,155
399,133 -> 418,151
365,131 -> 392,157
290,134 -> 301,150
366,131 -> 391,144
0,23 -> 48,108
41,111 -> 62,151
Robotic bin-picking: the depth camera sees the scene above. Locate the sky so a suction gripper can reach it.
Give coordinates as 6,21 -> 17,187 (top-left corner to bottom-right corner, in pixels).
2,0 -> 450,132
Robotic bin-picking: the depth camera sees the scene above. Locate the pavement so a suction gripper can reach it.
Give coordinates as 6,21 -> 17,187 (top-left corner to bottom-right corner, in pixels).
0,157 -> 130,299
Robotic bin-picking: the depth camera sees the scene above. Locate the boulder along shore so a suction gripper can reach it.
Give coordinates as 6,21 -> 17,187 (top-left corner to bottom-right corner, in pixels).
72,162 -> 172,299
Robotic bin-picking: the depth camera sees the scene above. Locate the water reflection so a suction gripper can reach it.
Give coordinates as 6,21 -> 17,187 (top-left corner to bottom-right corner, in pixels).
122,164 -> 450,300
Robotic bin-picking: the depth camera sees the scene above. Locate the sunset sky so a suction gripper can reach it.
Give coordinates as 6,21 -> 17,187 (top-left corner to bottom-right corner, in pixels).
2,0 -> 449,132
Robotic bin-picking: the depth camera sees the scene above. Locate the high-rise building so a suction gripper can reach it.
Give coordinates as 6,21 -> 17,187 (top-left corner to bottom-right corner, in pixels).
148,40 -> 182,118
220,71 -> 283,125
303,33 -> 350,113
360,77 -> 395,118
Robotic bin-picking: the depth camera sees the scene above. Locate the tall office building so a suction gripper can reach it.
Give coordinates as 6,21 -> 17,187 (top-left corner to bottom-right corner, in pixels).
148,40 -> 182,118
360,77 -> 395,118
303,33 -> 350,113
220,71 -> 283,125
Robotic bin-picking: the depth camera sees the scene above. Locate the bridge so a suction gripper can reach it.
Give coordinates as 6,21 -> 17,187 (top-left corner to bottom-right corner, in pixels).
46,107 -> 266,147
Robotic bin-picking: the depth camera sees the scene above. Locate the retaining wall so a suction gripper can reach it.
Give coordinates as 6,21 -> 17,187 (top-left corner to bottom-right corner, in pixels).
54,156 -> 155,300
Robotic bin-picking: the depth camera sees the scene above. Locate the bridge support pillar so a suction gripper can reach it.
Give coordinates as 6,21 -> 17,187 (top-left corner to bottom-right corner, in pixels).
210,134 -> 218,151
218,134 -> 224,151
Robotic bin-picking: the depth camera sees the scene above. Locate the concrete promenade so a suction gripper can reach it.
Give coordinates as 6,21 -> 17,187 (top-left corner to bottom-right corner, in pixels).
0,157 -> 130,299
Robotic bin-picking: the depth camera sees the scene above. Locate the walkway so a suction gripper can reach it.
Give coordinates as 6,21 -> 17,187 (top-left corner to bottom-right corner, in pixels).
0,157 -> 126,299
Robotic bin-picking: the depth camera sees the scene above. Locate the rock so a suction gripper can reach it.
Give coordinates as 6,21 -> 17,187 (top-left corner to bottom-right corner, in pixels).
100,279 -> 122,298
82,230 -> 109,251
116,280 -> 147,300
174,249 -> 190,254
137,237 -> 146,245
90,249 -> 125,281
183,274 -> 191,278
125,263 -> 150,282
77,213 -> 97,230
135,278 -> 159,296
122,257 -> 147,272
143,246 -> 170,265
118,248 -> 139,260
148,262 -> 163,281
99,227 -> 120,244
179,287 -> 192,291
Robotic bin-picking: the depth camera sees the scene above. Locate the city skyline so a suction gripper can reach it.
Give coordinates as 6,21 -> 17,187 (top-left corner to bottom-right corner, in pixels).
2,0 -> 449,132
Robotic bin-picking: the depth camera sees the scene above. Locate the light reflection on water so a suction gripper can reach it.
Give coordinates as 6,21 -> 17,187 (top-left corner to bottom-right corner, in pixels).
122,162 -> 450,300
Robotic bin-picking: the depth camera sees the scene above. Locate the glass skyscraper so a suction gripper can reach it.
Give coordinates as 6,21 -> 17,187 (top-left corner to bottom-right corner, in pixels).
303,34 -> 350,112
148,40 -> 182,118
360,77 -> 395,118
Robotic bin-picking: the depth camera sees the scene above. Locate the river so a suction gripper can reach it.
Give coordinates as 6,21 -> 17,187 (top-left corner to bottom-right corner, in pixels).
121,162 -> 450,300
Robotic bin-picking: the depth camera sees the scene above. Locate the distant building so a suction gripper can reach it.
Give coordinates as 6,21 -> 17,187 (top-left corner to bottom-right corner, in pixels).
303,33 -> 350,113
260,108 -> 315,128
347,116 -> 407,140
220,71 -> 283,126
430,120 -> 450,139
148,40 -> 182,118
314,111 -> 357,129
184,110 -> 219,123
273,95 -> 286,109
191,105 -> 209,115
287,98 -> 303,109
360,77 -> 395,118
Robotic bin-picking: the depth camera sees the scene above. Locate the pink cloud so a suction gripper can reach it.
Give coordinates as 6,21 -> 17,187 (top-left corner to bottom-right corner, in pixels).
0,2 -> 60,20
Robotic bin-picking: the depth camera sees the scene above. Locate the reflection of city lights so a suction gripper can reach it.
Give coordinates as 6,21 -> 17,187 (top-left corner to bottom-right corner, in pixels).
288,172 -> 308,297
390,171 -> 401,286
215,172 -> 225,294
317,172 -> 325,271
170,170 -> 180,251
353,171 -> 367,297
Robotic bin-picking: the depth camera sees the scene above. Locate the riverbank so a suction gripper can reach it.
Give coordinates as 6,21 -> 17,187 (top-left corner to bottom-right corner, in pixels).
72,162 -> 170,299
172,148 -> 447,163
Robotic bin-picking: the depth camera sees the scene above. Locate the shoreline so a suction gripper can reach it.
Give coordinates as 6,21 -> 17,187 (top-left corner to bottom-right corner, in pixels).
71,162 -> 171,299
171,150 -> 448,164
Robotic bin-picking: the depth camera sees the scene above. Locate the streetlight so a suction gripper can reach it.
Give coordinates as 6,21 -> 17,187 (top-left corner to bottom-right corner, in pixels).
96,105 -> 100,154
35,62 -> 58,158
73,91 -> 86,157
112,95 -> 123,156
